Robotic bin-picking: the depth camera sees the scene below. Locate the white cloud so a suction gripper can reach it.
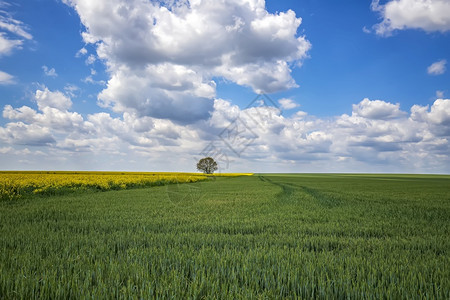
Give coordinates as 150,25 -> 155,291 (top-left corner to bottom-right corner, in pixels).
278,98 -> 299,110
0,122 -> 56,146
0,13 -> 32,40
436,90 -> 444,98
82,75 -> 106,85
42,65 -> 58,77
427,59 -> 447,75
64,84 -> 80,97
34,87 -> 72,111
75,47 -> 87,57
1,86 -> 449,172
97,64 -> 216,123
1,87 -> 88,147
85,54 -> 96,65
425,99 -> 450,125
215,60 -> 300,94
362,26 -> 371,34
352,98 -> 406,120
371,0 -> 450,36
0,146 -> 13,154
0,32 -> 21,55
206,97 -> 449,172
3,105 -> 37,123
293,110 -> 307,119
3,105 -> 84,135
0,70 -> 14,84
63,0 -> 311,123
411,99 -> 450,137
36,107 -> 85,131
0,9 -> 32,55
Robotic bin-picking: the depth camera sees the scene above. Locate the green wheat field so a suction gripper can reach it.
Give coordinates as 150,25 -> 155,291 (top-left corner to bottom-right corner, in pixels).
1,173 -> 449,298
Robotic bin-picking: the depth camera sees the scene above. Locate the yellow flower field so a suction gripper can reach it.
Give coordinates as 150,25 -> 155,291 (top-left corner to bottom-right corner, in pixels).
0,171 -> 252,201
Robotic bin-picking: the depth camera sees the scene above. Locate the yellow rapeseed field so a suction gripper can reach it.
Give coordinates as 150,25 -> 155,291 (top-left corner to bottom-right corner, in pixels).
0,171 -> 252,201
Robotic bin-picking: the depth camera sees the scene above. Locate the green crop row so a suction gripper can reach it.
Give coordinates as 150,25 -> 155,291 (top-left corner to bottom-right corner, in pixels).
0,174 -> 449,298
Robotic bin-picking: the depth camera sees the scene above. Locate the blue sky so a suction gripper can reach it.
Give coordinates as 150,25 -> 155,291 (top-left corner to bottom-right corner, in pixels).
0,0 -> 449,173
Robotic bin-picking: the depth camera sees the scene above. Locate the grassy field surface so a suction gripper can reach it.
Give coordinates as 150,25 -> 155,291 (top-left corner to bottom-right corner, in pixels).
0,174 -> 449,298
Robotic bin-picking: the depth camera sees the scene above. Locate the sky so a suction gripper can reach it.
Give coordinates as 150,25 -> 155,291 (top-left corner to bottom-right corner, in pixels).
0,0 -> 449,173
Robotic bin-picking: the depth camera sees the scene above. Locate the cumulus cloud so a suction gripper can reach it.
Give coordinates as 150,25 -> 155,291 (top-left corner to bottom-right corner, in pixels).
34,87 -> 72,111
3,105 -> 37,123
97,64 -> 214,123
0,88 -> 91,147
411,99 -> 450,138
412,99 -> 450,125
1,86 -> 450,172
62,0 -> 311,123
278,98 -> 299,110
428,99 -> 450,125
1,87 -> 188,155
352,98 -> 406,120
427,59 -> 447,75
0,122 -> 56,146
203,97 -> 450,172
371,0 -> 450,36
2,88 -> 85,135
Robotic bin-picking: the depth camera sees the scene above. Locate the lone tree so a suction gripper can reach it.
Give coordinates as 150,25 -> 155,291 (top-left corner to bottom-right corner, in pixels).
197,157 -> 218,174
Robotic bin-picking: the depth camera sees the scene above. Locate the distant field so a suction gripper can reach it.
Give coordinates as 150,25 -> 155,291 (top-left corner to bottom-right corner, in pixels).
0,171 -> 251,201
0,173 -> 449,298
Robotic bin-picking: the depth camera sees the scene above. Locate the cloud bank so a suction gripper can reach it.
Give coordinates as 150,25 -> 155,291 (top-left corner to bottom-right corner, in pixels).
1,87 -> 449,173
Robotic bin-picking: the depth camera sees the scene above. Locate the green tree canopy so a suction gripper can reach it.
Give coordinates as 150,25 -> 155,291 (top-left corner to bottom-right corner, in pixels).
197,157 -> 218,174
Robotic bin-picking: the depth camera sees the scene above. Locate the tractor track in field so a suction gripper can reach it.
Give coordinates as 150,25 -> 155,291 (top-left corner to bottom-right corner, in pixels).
258,175 -> 341,207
